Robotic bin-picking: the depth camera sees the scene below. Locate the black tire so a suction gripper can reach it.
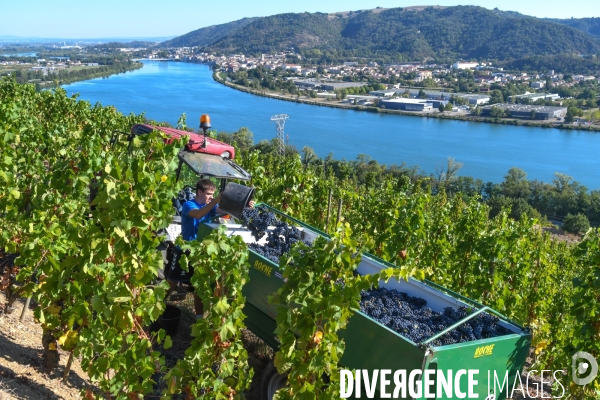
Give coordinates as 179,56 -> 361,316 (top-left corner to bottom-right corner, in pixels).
260,361 -> 287,400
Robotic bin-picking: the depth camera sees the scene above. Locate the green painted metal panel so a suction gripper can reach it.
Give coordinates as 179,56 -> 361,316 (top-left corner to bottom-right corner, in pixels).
422,334 -> 531,400
340,310 -> 425,372
243,251 -> 285,320
243,302 -> 280,350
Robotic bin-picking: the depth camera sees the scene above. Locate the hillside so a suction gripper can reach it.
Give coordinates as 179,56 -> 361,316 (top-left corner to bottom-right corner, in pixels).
498,53 -> 600,75
335,7 -> 600,61
204,12 -> 345,55
162,6 -> 600,62
160,17 -> 259,48
550,17 -> 600,39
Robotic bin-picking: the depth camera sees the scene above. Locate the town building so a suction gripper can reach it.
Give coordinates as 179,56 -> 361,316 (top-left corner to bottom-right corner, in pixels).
391,89 -> 453,100
456,94 -> 490,105
316,92 -> 337,99
530,81 -> 545,89
283,64 -> 302,72
369,89 -> 397,97
319,82 -> 368,91
380,98 -> 434,111
343,95 -> 378,105
414,70 -> 433,82
480,104 -> 567,120
294,79 -> 321,90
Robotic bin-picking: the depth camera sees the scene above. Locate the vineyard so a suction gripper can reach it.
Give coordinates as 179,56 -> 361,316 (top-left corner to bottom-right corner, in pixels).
1,77 -> 600,399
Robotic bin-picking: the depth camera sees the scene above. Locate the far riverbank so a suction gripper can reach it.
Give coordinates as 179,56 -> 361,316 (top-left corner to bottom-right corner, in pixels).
33,62 -> 143,91
212,72 -> 600,133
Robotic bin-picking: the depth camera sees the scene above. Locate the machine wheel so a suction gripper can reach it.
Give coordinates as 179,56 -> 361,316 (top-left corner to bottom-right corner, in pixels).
260,361 -> 287,400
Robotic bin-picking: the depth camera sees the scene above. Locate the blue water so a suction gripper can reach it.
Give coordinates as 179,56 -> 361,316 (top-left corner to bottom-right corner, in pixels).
63,61 -> 600,189
1,52 -> 37,57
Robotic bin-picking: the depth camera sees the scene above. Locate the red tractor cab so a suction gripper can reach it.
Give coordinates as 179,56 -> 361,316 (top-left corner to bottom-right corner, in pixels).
127,116 -> 253,282
130,123 -> 236,160
126,116 -> 252,219
128,116 -> 250,185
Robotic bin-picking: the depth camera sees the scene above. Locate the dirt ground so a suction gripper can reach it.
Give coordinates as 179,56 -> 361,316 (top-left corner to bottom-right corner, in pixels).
0,292 -> 272,400
542,224 -> 582,245
0,294 -> 92,400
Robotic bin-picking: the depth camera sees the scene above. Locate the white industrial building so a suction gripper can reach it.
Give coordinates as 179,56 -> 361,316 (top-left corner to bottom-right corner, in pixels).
456,94 -> 490,105
508,93 -> 561,102
481,104 -> 567,120
452,62 -> 479,70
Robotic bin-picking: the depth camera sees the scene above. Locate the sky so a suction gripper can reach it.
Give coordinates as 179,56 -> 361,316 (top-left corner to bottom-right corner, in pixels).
3,0 -> 600,39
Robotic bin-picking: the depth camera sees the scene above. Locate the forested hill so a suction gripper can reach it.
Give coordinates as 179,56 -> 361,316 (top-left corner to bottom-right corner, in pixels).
550,17 -> 600,39
159,17 -> 259,48
162,6 -> 600,62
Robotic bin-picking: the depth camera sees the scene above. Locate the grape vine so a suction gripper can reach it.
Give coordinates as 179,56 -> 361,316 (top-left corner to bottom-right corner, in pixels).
164,225 -> 252,399
238,149 -> 598,397
269,224 -> 413,399
0,250 -> 19,313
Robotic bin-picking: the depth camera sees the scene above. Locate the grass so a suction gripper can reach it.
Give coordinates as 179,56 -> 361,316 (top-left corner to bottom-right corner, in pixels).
66,65 -> 101,72
0,65 -> 30,73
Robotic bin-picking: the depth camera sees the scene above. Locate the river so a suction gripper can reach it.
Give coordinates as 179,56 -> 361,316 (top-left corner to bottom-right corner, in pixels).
63,61 -> 600,189
1,52 -> 37,57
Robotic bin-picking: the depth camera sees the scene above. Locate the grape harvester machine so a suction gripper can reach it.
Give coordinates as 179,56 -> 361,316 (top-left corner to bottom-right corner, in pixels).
127,115 -> 252,283
131,116 -> 530,400
128,115 -> 252,239
197,206 -> 531,400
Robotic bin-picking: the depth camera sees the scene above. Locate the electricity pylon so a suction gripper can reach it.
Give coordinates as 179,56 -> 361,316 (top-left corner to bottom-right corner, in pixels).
271,114 -> 289,156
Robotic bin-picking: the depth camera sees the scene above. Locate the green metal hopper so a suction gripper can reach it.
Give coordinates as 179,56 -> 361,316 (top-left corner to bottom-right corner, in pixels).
196,205 -> 531,400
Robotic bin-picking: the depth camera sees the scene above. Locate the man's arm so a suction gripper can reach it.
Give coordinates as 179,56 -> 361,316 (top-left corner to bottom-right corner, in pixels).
188,195 -> 221,219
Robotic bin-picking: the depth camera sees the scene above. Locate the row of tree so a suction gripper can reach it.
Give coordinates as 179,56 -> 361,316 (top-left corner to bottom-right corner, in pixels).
215,128 -> 599,231
3,61 -> 142,89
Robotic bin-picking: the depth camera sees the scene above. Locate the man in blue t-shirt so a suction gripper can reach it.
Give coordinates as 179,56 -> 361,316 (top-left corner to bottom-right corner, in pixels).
169,179 -> 254,319
169,179 -> 222,319
180,179 -> 222,241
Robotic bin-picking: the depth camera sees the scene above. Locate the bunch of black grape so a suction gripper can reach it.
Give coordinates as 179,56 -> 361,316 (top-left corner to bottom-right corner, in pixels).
241,206 -> 278,241
0,251 -> 20,313
241,206 -> 311,264
0,251 -> 18,284
360,287 -> 512,346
